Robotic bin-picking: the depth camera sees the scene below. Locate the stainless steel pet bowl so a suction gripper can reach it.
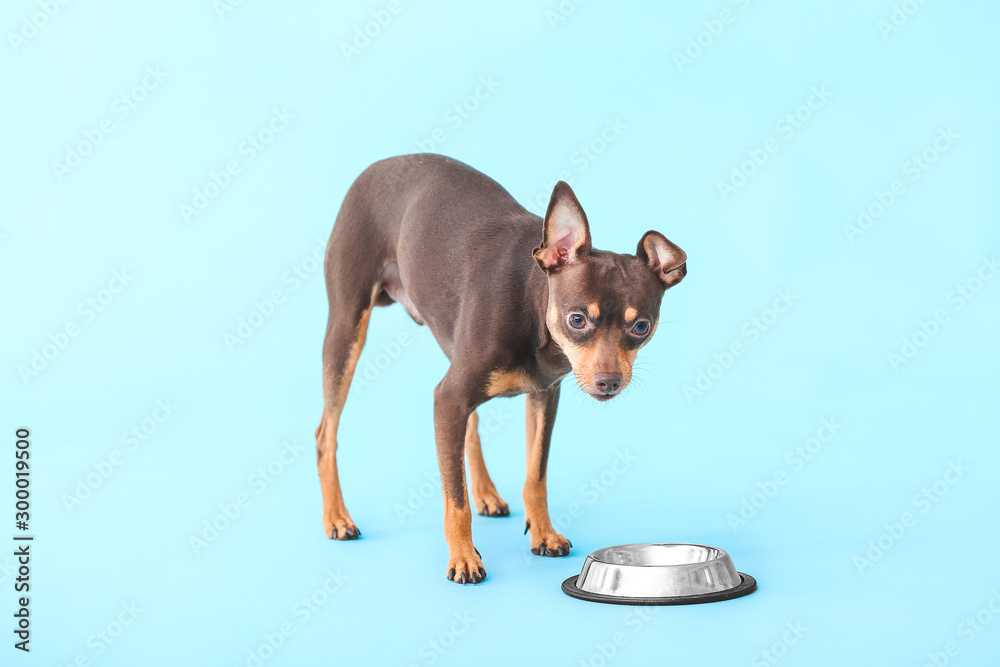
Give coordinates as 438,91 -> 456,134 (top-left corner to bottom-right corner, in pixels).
562,543 -> 756,605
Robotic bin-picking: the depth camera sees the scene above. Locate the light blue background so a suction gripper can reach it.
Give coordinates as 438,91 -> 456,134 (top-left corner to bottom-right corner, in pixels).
3,1 -> 999,665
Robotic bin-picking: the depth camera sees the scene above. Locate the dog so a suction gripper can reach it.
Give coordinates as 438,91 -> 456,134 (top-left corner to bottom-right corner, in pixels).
315,154 -> 686,584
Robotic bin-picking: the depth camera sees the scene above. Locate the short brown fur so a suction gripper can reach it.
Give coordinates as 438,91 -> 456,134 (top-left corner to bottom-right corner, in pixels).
316,154 -> 686,583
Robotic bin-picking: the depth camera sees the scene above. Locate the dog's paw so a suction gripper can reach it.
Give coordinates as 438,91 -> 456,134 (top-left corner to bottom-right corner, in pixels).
472,488 -> 510,517
446,549 -> 487,585
529,530 -> 572,557
323,513 -> 361,540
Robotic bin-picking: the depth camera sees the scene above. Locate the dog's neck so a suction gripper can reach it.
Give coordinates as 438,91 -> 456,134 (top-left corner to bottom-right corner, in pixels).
525,259 -> 552,349
524,261 -> 573,385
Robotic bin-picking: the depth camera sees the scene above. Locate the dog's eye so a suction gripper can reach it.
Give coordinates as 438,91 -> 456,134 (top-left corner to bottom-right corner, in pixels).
568,313 -> 587,330
631,320 -> 650,336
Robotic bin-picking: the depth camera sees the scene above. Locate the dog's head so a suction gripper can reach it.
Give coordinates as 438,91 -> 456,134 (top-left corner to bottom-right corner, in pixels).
534,181 -> 686,401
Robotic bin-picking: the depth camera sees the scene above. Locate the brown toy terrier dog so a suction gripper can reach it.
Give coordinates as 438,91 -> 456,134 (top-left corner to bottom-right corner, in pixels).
315,154 -> 686,584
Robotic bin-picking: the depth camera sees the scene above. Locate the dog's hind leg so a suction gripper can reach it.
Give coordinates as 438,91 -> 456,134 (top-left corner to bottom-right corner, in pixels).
315,249 -> 379,540
465,411 -> 510,517
523,385 -> 572,557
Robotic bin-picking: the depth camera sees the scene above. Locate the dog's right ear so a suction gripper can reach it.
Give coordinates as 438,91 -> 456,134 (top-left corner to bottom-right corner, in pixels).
534,181 -> 592,273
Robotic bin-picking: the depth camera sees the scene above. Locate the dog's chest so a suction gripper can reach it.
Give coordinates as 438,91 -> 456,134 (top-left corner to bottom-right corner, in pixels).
485,347 -> 570,398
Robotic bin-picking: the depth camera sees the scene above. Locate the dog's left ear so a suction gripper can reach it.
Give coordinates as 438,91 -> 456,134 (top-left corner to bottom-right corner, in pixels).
637,231 -> 687,289
534,181 -> 592,272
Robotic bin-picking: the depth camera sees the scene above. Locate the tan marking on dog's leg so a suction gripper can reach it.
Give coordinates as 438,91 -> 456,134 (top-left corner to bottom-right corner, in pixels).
317,292 -> 376,540
523,387 -> 571,557
435,382 -> 486,583
465,411 -> 510,517
443,490 -> 484,583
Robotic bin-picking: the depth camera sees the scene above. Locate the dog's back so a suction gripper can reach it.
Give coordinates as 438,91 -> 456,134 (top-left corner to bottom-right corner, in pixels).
326,154 -> 542,350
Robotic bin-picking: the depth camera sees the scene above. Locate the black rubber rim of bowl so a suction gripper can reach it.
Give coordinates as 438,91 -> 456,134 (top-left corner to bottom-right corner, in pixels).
561,572 -> 757,606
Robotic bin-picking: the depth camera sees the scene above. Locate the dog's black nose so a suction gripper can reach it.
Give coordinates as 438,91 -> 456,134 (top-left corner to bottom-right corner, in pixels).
594,372 -> 622,394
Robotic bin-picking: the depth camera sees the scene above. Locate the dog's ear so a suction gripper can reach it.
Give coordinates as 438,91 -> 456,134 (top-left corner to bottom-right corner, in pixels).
637,231 -> 687,289
534,181 -> 592,272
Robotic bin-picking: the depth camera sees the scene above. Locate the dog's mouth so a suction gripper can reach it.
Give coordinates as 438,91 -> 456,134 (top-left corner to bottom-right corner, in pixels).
583,387 -> 622,402
571,369 -> 628,401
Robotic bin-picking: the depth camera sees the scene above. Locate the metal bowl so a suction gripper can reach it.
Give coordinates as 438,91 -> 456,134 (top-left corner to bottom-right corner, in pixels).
562,543 -> 756,605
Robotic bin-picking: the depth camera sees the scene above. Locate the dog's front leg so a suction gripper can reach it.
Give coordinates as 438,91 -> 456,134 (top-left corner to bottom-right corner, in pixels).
523,385 -> 572,557
434,375 -> 486,584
